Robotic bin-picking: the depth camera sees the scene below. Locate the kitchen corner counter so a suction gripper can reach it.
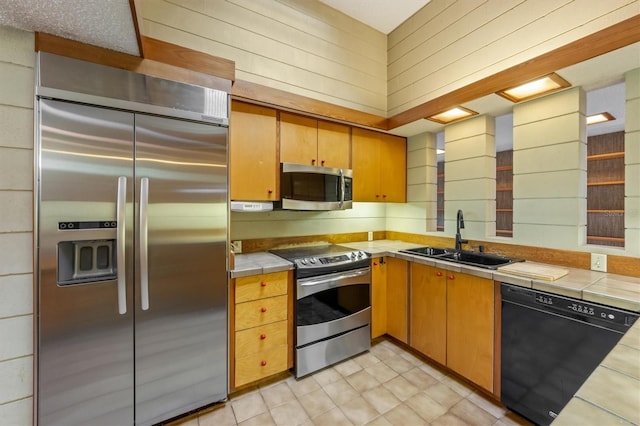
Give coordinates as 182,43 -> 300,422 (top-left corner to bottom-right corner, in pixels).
230,252 -> 294,278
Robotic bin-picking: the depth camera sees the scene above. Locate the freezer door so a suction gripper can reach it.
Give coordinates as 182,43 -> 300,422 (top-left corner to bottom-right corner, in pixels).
133,114 -> 228,425
37,99 -> 135,425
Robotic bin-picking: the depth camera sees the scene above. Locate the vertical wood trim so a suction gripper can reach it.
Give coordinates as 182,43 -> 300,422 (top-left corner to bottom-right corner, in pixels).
229,277 -> 236,390
128,0 -> 144,56
493,281 -> 501,398
287,270 -> 294,369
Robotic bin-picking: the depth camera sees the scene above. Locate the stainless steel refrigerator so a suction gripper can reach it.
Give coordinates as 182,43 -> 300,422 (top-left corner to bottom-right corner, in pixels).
35,53 -> 229,425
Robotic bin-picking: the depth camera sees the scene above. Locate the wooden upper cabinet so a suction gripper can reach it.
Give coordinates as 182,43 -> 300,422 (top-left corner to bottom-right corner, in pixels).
352,127 -> 380,202
230,101 -> 278,201
280,112 -> 350,169
380,133 -> 407,203
352,127 -> 406,202
410,263 -> 446,365
280,113 -> 318,166
317,121 -> 350,169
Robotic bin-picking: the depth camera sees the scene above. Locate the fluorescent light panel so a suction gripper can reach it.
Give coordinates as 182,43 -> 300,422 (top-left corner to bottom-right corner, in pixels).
587,112 -> 615,125
427,106 -> 478,124
496,73 -> 571,102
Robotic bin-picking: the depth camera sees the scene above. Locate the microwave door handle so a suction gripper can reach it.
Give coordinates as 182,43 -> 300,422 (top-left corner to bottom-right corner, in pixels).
339,169 -> 345,208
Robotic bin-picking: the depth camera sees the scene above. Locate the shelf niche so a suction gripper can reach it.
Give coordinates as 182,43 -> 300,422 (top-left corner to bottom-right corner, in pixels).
496,150 -> 513,237
587,131 -> 624,247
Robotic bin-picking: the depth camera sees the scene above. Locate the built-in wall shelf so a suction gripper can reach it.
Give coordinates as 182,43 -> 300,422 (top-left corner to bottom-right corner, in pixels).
437,161 -> 444,232
496,150 -> 513,238
587,131 -> 624,248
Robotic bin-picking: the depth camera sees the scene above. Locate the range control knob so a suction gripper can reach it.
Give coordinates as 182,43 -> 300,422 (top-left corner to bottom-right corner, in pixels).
299,259 -> 307,265
309,257 -> 317,264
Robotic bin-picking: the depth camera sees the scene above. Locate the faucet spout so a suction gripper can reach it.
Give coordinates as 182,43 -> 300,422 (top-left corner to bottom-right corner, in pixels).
455,209 -> 468,251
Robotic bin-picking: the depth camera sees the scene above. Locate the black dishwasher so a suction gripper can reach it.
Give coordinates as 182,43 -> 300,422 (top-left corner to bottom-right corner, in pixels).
500,283 -> 638,426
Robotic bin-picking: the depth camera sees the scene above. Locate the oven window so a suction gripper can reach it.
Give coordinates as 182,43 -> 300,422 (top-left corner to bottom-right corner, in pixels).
297,283 -> 369,326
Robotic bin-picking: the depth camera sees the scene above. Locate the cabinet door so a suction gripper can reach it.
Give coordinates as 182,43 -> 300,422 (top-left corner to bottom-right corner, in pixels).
280,112 -> 318,166
446,272 -> 494,392
371,257 -> 387,338
352,127 -> 380,201
380,133 -> 406,202
230,102 -> 278,200
386,257 -> 408,343
318,121 -> 350,169
410,263 -> 446,365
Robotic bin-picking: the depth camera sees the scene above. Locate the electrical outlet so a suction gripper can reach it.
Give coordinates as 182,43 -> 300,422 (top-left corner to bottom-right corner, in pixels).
231,240 -> 242,253
368,231 -> 373,241
591,253 -> 607,272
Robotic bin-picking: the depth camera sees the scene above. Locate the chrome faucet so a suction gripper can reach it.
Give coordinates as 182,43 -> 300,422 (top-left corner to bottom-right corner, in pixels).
455,209 -> 468,251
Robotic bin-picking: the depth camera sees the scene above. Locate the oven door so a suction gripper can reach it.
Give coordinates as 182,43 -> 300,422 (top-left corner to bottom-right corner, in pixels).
296,267 -> 370,347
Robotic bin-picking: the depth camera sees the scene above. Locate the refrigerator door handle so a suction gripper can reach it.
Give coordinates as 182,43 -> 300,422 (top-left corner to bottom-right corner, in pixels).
116,176 -> 127,315
139,177 -> 150,311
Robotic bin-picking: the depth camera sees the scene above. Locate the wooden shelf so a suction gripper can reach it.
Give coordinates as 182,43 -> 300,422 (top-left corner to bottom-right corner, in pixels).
437,173 -> 444,178
587,151 -> 624,161
496,208 -> 513,212
587,235 -> 624,243
437,191 -> 444,195
496,165 -> 513,171
587,209 -> 624,214
497,187 -> 513,192
587,180 -> 624,187
496,230 -> 513,235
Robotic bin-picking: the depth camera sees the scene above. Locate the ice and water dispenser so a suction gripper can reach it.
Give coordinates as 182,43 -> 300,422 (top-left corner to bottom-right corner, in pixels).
57,220 -> 118,285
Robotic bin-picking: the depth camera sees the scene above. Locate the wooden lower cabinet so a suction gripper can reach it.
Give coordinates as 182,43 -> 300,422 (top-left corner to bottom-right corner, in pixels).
409,263 -> 495,393
386,257 -> 408,343
230,270 -> 292,389
371,257 -> 387,339
410,263 -> 446,365
446,271 -> 494,392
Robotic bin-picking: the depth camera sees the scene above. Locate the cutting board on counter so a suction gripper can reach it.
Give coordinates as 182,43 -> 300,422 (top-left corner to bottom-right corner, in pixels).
498,261 -> 569,281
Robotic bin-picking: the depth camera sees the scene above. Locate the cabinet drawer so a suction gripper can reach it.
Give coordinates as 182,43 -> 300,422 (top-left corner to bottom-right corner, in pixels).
235,295 -> 287,331
235,320 -> 287,357
235,344 -> 288,387
235,271 -> 288,303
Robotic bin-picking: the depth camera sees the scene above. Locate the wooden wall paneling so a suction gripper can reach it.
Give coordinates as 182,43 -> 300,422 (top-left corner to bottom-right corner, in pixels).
387,15 -> 640,129
232,80 -> 388,130
138,0 -> 387,116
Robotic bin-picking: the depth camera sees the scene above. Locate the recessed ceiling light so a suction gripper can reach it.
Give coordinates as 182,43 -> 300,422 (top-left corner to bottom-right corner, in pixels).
496,73 -> 571,102
586,112 -> 615,125
426,106 -> 478,124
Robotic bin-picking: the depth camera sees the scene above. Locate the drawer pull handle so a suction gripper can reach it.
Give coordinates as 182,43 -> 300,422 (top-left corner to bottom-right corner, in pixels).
268,189 -> 273,194
260,281 -> 267,287
436,271 -> 442,277
449,275 -> 455,280
260,334 -> 266,340
373,261 -> 378,266
261,360 -> 267,366
261,307 -> 267,313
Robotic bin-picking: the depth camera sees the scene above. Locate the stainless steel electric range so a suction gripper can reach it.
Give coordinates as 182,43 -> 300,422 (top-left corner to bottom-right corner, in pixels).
270,244 -> 371,377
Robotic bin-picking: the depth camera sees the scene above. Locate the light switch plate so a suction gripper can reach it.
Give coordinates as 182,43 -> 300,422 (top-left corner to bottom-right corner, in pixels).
231,240 -> 242,253
368,231 -> 373,241
591,253 -> 607,272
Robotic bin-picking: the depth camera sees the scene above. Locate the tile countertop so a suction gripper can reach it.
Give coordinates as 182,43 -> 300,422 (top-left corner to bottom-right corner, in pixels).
230,240 -> 640,425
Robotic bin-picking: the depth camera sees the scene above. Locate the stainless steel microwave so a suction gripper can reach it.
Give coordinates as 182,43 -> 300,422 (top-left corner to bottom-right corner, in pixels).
279,163 -> 353,210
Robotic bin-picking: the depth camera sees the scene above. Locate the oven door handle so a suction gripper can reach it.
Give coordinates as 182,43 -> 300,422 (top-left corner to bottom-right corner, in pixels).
297,268 -> 370,300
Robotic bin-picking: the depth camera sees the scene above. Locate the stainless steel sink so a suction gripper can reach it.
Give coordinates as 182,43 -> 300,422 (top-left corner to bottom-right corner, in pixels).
400,246 -> 454,257
440,250 -> 524,269
400,246 -> 524,269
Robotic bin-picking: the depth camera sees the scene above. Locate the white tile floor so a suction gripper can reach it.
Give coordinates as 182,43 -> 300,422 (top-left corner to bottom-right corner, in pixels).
171,338 -> 530,426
